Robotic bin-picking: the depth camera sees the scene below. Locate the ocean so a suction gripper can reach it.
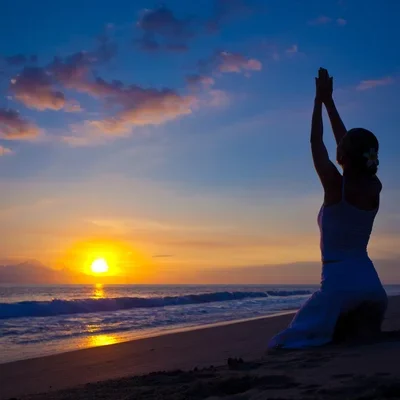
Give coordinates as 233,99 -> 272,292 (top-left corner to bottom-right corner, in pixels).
1,284 -> 400,364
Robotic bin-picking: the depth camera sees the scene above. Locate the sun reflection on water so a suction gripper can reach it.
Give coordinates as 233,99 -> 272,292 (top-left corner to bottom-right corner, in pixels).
87,334 -> 119,348
92,283 -> 105,299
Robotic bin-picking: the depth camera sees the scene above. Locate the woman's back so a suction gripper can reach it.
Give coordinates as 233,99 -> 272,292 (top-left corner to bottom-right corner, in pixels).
319,176 -> 380,262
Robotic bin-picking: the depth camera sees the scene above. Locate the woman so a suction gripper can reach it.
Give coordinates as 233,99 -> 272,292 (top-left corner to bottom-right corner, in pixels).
268,68 -> 388,349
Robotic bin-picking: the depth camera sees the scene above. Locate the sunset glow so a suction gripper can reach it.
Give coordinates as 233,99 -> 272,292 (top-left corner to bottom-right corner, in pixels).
0,0 -> 399,285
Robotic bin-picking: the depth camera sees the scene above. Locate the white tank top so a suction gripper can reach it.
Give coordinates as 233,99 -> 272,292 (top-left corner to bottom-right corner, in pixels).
317,178 -> 378,262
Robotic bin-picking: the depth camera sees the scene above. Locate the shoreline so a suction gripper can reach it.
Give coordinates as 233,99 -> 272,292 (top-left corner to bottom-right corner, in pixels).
0,309 -> 297,365
1,296 -> 399,399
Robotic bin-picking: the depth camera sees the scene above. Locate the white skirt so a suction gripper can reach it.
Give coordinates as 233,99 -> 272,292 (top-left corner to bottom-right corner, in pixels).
268,257 -> 387,349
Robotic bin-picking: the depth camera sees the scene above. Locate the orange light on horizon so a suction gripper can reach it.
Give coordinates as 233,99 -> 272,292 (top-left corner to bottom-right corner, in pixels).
60,238 -> 156,283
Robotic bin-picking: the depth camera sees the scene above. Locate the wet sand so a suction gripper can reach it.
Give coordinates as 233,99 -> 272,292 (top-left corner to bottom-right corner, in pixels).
1,296 -> 400,400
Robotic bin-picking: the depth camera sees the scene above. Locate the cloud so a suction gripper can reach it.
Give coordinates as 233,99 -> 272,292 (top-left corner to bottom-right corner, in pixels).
186,74 -> 215,89
64,100 -> 83,113
135,6 -> 193,52
285,44 -> 298,54
309,15 -> 332,25
309,16 -> 347,26
356,76 -> 395,91
198,51 -> 262,75
9,36 -> 117,111
92,87 -> 195,134
183,50 -> 261,112
49,52 -> 93,88
2,18 -> 260,146
10,66 -> 66,110
65,80 -> 196,137
207,89 -> 230,107
0,145 -> 13,156
217,51 -> 262,73
63,76 -> 123,98
0,108 -> 40,140
61,133 -> 107,147
135,1 -> 261,52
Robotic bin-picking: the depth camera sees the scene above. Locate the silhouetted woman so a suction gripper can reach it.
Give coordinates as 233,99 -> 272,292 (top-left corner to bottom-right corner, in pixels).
268,68 -> 388,349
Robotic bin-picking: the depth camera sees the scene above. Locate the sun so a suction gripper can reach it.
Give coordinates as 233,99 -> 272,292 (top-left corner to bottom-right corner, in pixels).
91,258 -> 109,274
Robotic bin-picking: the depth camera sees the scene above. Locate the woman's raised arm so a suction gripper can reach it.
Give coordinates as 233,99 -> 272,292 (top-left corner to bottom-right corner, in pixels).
319,68 -> 348,144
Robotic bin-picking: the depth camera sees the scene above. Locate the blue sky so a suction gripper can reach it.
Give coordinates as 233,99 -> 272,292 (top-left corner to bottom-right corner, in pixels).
0,0 -> 399,283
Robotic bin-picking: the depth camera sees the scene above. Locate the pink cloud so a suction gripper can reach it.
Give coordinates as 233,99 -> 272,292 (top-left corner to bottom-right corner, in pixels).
10,67 -> 65,110
337,18 -> 347,26
64,76 -> 124,99
92,88 -> 195,134
356,77 -> 395,91
66,78 -> 196,136
0,108 -> 40,140
9,39 -> 117,111
309,15 -> 332,25
216,51 -> 262,73
0,145 -> 13,156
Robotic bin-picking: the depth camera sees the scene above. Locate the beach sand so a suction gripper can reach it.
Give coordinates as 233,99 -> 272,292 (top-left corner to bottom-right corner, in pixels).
1,296 -> 400,400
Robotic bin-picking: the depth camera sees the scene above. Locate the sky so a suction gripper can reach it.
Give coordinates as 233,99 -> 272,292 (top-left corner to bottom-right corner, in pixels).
0,0 -> 399,283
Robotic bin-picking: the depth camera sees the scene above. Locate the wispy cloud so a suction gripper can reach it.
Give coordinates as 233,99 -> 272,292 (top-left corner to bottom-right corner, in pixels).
309,16 -> 347,26
198,50 -> 262,76
90,88 -> 195,134
0,108 -> 40,140
217,51 -> 262,73
186,74 -> 216,89
207,89 -> 230,108
309,15 -> 332,25
0,145 -> 13,156
356,76 -> 395,91
285,44 -> 298,54
63,83 -> 196,140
